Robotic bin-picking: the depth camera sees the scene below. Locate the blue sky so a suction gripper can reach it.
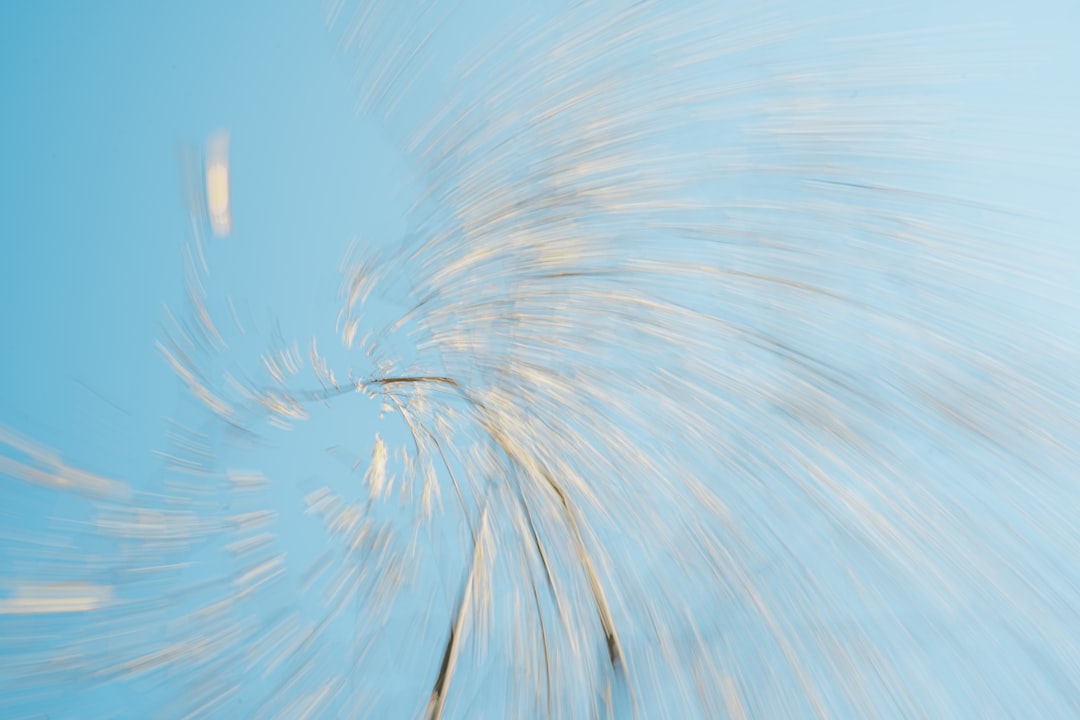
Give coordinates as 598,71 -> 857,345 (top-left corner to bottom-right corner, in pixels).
0,1 -> 378,469
0,2 -> 402,715
1,0 -> 1076,528
2,1 -> 1079,718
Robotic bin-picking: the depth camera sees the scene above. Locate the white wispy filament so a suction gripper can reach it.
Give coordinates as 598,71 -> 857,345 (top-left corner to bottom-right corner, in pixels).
2,2 -> 1078,718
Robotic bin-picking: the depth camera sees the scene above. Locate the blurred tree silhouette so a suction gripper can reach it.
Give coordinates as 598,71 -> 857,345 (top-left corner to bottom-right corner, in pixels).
3,1 -> 1080,718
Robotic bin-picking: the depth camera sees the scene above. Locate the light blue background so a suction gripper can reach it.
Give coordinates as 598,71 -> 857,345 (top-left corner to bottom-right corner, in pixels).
1,1 -> 1078,718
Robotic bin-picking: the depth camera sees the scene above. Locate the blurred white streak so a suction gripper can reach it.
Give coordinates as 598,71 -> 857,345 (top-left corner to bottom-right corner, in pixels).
205,130 -> 231,237
0,582 -> 114,615
0,423 -> 129,498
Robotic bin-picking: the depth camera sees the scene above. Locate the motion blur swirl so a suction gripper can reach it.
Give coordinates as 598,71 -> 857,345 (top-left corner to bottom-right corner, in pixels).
2,1 -> 1079,718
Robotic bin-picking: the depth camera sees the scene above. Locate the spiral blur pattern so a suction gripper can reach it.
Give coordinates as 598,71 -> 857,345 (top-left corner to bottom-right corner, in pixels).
2,1 -> 1079,718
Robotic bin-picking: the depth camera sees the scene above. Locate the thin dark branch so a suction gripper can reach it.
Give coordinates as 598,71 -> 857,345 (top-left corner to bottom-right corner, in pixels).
426,506 -> 488,720
537,466 -> 622,670
370,375 -> 460,388
480,423 -> 623,673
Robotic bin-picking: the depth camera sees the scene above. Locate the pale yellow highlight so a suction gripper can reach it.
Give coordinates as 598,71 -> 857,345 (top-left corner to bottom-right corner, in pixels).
205,131 -> 231,237
0,582 -> 113,615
